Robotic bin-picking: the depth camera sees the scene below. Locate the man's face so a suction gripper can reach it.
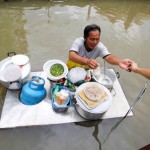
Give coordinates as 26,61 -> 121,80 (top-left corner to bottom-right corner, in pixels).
85,30 -> 100,50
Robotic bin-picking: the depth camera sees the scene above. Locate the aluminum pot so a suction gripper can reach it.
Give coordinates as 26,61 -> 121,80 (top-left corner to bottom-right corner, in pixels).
0,54 -> 31,90
74,82 -> 113,120
92,68 -> 119,89
74,102 -> 105,120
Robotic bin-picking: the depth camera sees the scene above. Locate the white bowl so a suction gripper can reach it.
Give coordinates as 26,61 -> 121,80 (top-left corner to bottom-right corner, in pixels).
43,59 -> 68,81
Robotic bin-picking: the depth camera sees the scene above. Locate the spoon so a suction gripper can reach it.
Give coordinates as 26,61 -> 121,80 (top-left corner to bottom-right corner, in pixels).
101,60 -> 110,85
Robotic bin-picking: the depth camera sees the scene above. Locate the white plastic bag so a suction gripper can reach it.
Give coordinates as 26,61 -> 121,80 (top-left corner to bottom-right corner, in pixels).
67,67 -> 87,83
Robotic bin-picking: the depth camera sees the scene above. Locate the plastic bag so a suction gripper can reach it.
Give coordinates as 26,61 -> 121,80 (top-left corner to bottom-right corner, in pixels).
67,67 -> 87,84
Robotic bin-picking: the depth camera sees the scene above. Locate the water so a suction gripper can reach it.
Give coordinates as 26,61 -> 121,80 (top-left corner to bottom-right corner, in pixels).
0,0 -> 150,150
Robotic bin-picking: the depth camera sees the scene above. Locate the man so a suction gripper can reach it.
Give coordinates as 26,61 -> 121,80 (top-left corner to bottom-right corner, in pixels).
129,62 -> 150,79
67,24 -> 132,70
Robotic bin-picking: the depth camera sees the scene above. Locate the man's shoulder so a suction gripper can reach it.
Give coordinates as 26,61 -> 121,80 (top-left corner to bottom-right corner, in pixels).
97,42 -> 107,49
74,37 -> 84,44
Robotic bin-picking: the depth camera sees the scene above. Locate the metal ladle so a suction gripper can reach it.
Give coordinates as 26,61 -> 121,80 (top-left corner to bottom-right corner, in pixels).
101,60 -> 110,85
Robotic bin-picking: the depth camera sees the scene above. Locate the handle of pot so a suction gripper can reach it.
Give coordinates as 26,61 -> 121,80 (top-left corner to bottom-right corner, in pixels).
71,96 -> 78,105
116,72 -> 120,79
7,52 -> 16,57
10,80 -> 22,84
110,88 -> 116,97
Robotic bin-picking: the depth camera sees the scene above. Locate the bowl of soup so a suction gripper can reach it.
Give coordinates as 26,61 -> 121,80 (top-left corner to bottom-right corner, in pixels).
43,59 -> 68,81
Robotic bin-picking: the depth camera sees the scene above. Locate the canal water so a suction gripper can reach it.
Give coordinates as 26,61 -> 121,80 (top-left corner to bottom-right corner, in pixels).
0,0 -> 150,150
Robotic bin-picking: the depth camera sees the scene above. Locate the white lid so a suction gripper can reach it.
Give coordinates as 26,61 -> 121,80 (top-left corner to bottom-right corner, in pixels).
3,64 -> 22,82
11,54 -> 29,66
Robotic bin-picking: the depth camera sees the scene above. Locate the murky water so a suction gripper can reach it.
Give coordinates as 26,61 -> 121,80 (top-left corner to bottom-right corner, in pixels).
0,0 -> 150,150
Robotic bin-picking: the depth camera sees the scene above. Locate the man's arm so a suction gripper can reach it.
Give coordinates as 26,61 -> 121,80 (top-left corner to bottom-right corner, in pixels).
104,54 -> 132,71
134,68 -> 150,79
69,51 -> 88,65
104,54 -> 121,65
69,51 -> 99,69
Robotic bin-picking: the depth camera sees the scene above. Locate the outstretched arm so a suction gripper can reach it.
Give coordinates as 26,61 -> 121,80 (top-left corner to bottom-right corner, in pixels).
104,54 -> 133,71
128,62 -> 150,79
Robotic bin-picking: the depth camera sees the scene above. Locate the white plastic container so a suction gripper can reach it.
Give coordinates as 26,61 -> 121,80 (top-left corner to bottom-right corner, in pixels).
93,66 -> 101,80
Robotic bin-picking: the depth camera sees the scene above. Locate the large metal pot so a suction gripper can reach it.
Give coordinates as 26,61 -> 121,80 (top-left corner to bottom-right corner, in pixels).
92,67 -> 118,89
0,54 -> 31,90
74,82 -> 113,120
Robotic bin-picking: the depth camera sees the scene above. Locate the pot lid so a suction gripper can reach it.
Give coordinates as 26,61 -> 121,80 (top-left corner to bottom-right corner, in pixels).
11,54 -> 29,66
3,64 -> 22,82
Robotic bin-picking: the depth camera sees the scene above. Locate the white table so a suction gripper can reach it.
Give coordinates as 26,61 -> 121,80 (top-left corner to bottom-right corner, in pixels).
0,71 -> 133,128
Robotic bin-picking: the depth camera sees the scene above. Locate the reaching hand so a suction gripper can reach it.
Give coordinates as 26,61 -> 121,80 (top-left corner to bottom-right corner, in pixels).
87,59 -> 99,69
128,61 -> 138,72
118,59 -> 133,71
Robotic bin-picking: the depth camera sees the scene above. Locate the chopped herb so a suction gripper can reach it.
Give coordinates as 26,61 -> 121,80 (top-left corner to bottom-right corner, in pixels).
50,64 -> 64,77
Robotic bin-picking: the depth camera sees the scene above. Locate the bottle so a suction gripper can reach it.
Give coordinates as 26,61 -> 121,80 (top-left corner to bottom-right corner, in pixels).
93,66 -> 101,79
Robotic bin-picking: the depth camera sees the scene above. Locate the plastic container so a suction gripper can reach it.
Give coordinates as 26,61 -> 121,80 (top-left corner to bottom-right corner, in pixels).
51,85 -> 72,112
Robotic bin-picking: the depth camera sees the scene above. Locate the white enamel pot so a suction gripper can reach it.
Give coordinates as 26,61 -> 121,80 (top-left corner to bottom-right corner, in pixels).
0,53 -> 31,90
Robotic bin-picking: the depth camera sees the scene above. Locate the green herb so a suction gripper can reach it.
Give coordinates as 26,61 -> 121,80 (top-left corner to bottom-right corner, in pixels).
50,64 -> 64,77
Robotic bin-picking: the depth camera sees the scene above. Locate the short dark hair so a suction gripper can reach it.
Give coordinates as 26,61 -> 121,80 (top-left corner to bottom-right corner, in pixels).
84,24 -> 101,39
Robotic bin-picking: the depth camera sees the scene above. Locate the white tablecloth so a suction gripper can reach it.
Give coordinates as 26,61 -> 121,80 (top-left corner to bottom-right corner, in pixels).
0,71 -> 133,128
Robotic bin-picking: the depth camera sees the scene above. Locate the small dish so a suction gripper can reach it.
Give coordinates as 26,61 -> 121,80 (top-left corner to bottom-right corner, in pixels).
11,54 -> 29,66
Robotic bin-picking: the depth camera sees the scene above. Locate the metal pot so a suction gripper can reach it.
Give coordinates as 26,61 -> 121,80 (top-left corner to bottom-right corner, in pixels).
74,82 -> 113,120
92,68 -> 119,89
0,54 -> 31,90
74,102 -> 105,120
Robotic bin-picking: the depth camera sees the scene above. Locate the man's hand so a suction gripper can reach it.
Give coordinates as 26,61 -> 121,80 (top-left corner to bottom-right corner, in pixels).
118,59 -> 133,71
128,61 -> 138,72
87,59 -> 99,69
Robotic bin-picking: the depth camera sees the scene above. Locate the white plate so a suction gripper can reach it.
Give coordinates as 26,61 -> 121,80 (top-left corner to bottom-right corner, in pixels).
3,64 -> 22,82
20,62 -> 31,79
11,54 -> 29,66
75,82 -> 113,113
0,57 -> 12,81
